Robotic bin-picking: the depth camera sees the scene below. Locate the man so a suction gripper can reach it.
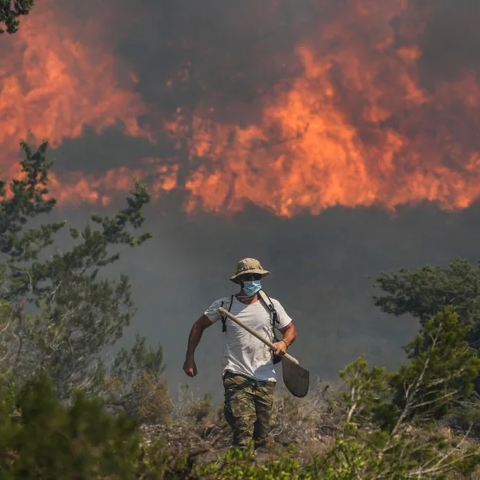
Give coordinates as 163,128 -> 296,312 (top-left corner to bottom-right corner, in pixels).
182,258 -> 297,449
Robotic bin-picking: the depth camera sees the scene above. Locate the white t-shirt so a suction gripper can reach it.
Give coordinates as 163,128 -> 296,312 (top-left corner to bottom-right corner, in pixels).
204,295 -> 293,383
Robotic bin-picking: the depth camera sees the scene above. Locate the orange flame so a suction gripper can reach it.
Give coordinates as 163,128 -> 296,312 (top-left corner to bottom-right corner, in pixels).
167,1 -> 480,216
49,160 -> 178,206
3,0 -> 480,216
0,0 -> 151,198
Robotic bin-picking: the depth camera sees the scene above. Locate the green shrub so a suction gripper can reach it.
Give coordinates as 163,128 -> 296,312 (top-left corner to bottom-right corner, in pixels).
0,375 -> 141,479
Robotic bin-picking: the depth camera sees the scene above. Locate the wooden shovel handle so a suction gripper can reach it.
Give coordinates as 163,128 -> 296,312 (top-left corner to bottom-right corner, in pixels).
218,307 -> 299,365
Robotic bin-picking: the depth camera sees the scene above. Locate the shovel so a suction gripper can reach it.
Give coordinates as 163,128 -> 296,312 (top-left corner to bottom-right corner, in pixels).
218,307 -> 309,398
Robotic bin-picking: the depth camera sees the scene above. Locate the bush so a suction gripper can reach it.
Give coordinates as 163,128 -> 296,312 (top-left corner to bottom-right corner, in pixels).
0,375 -> 141,479
196,445 -> 323,480
316,308 -> 480,479
0,374 -> 191,479
132,372 -> 173,425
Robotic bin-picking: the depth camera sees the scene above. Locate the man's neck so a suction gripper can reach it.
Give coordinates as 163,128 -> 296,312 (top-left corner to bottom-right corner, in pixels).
235,292 -> 259,304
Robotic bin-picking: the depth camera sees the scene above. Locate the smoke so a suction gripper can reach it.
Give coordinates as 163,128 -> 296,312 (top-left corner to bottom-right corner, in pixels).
3,0 -> 480,400
83,198 -> 478,400
416,0 -> 480,86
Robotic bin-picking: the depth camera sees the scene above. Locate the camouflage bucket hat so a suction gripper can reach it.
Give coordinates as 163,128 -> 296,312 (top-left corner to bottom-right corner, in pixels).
230,258 -> 270,283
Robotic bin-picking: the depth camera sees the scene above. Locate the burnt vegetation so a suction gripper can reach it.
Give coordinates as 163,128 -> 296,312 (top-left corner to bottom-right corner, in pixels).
1,143 -> 480,479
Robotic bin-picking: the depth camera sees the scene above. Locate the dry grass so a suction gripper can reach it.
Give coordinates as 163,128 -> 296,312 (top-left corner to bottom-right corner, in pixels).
137,378 -> 480,478
141,377 -> 343,465
269,378 -> 343,445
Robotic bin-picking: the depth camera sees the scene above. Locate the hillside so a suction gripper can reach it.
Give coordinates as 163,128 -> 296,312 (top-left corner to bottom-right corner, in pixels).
136,377 -> 480,479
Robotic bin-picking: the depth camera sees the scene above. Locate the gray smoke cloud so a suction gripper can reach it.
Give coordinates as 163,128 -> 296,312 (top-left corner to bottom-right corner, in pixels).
416,0 -> 480,87
52,199 -> 480,401
6,0 -> 480,401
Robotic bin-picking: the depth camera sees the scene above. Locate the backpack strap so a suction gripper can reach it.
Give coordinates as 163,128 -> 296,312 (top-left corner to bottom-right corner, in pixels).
221,291 -> 278,333
258,290 -> 279,329
220,295 -> 234,333
258,290 -> 283,365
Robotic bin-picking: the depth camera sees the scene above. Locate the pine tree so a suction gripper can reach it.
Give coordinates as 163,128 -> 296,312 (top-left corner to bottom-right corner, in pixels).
0,141 -> 154,401
0,0 -> 34,34
320,308 -> 480,479
373,258 -> 480,392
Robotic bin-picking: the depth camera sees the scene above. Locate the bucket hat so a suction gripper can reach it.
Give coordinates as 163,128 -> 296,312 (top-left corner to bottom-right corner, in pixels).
230,258 -> 270,283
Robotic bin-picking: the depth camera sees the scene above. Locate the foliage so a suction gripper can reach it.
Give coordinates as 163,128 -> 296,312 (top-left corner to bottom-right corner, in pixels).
0,141 -> 154,401
0,375 -> 195,479
373,258 -> 480,349
197,445 -> 323,480
0,0 -> 33,34
103,334 -> 172,423
392,309 -> 480,423
130,373 -> 172,424
112,333 -> 166,382
0,375 -> 141,479
317,308 -> 480,479
0,297 -> 14,366
135,437 -> 192,480
373,257 -> 480,400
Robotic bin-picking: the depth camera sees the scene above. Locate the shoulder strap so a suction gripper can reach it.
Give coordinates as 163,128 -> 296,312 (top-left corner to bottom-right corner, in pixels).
221,292 -> 278,333
221,295 -> 234,333
258,290 -> 279,327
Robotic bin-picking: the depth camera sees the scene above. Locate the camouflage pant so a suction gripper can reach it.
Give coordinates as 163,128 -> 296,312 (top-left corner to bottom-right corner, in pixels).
222,370 -> 275,448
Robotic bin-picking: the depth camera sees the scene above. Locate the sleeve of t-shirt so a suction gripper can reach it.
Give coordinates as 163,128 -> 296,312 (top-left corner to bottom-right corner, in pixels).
203,298 -> 224,323
272,299 -> 293,329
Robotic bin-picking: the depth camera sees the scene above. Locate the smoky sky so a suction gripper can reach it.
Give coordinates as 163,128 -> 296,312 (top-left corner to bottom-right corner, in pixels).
51,0 -> 480,176
53,197 -> 480,401
6,0 -> 480,401
416,0 -> 480,87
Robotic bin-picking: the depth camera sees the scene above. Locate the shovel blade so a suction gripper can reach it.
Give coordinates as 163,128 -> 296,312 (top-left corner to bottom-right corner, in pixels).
282,358 -> 309,398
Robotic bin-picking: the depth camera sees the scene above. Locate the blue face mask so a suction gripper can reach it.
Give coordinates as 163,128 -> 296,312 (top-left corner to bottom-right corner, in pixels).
242,280 -> 262,297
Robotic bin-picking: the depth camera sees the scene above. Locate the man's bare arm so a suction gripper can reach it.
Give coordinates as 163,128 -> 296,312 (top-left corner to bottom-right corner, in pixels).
183,314 -> 213,377
273,322 -> 297,356
278,322 -> 297,347
186,314 -> 213,358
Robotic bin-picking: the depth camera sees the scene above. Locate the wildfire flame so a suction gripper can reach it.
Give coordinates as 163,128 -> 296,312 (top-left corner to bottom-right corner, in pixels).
175,2 -> 480,216
2,0 -> 480,216
0,0 -> 151,203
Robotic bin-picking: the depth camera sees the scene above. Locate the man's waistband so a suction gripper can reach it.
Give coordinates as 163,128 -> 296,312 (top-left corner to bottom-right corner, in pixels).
223,369 -> 276,387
